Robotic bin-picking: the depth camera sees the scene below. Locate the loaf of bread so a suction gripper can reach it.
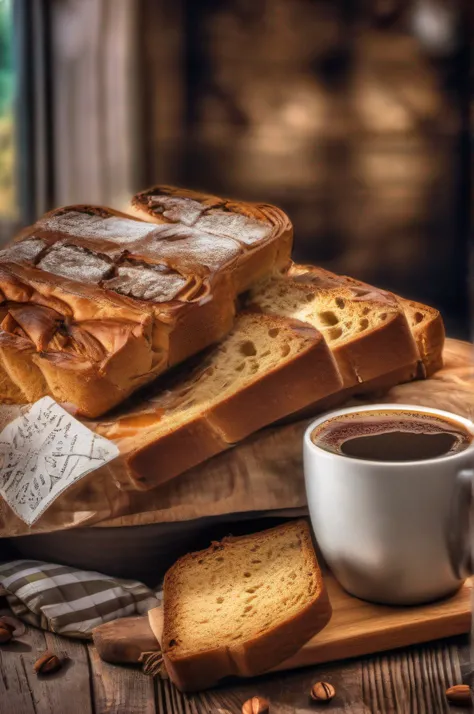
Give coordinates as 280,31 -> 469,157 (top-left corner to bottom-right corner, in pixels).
130,185 -> 293,291
97,311 -> 343,489
0,190 -> 292,417
0,180 -> 444,486
94,263 -> 444,490
161,519 -> 331,692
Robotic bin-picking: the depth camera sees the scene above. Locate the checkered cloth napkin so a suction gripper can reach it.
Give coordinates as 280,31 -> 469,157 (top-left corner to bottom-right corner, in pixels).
0,559 -> 159,639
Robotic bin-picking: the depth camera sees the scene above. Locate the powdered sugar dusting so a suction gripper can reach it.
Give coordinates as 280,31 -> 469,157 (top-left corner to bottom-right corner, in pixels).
40,211 -> 157,244
38,245 -> 112,283
105,264 -> 188,302
148,196 -> 205,226
137,224 -> 241,273
0,239 -> 46,264
196,210 -> 272,245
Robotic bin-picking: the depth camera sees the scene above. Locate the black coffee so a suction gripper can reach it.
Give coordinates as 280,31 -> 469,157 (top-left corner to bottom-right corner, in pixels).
311,410 -> 472,462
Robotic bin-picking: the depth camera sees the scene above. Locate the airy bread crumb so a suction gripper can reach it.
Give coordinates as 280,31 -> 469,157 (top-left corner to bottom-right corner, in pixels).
161,520 -> 331,691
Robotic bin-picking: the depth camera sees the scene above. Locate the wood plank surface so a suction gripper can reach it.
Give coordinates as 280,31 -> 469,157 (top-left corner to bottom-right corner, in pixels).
88,645 -> 155,714
0,608 -> 93,714
0,608 -> 471,712
91,576 -> 472,678
158,637 -> 471,714
0,639 -> 468,714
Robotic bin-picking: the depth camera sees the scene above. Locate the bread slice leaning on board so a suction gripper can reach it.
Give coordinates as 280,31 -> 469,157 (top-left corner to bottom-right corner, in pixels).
0,188 -> 292,417
159,520 -> 331,692
95,265 -> 444,490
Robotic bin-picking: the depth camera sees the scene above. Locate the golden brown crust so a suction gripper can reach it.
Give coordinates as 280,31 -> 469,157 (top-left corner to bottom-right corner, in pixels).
161,520 -> 331,692
421,313 -> 445,376
128,417 -> 227,489
0,190 -> 293,416
399,298 -> 445,377
0,348 -> 26,402
166,276 -> 235,367
331,311 -> 419,385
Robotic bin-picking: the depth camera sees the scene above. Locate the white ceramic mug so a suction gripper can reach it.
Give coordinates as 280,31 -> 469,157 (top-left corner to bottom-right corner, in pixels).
303,404 -> 474,605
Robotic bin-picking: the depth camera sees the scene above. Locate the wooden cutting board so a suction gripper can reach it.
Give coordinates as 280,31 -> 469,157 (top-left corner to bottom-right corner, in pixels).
274,575 -> 472,672
94,576 -> 472,673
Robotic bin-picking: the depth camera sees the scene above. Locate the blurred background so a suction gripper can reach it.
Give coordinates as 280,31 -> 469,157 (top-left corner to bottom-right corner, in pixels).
0,0 -> 471,336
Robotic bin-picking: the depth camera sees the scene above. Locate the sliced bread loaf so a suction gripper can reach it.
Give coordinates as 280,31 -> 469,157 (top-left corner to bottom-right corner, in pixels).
247,265 -> 419,389
161,519 -> 331,691
98,311 -> 343,489
319,269 -> 445,378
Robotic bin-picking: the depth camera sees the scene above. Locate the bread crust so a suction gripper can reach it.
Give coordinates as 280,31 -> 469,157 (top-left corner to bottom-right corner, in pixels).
161,520 -> 332,692
399,298 -> 445,377
267,360 -> 421,425
331,311 -> 418,385
130,187 -> 293,294
127,417 -> 228,489
166,277 -> 235,367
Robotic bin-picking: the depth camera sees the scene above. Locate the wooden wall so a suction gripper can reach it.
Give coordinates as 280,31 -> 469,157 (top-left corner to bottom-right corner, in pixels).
140,0 -> 466,319
45,0 -> 469,334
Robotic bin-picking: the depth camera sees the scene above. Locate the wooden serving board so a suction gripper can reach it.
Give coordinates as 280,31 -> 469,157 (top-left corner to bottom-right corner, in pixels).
275,575 -> 472,672
94,575 -> 472,675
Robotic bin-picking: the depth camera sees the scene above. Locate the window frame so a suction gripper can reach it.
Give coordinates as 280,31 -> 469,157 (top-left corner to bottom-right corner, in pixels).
13,0 -> 53,228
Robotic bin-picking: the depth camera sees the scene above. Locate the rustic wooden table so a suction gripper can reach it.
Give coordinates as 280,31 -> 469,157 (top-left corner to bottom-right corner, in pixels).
0,606 -> 471,714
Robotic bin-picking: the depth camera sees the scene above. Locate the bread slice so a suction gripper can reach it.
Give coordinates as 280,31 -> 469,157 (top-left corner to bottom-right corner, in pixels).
247,265 -> 419,389
324,270 -> 445,379
161,520 -> 331,692
97,312 -> 343,489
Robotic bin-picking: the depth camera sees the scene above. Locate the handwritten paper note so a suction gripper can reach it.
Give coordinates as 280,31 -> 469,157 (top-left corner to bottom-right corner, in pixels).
0,397 -> 119,525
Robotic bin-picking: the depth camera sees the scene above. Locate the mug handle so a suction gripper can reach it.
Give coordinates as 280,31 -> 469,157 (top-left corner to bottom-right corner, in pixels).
447,469 -> 473,580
